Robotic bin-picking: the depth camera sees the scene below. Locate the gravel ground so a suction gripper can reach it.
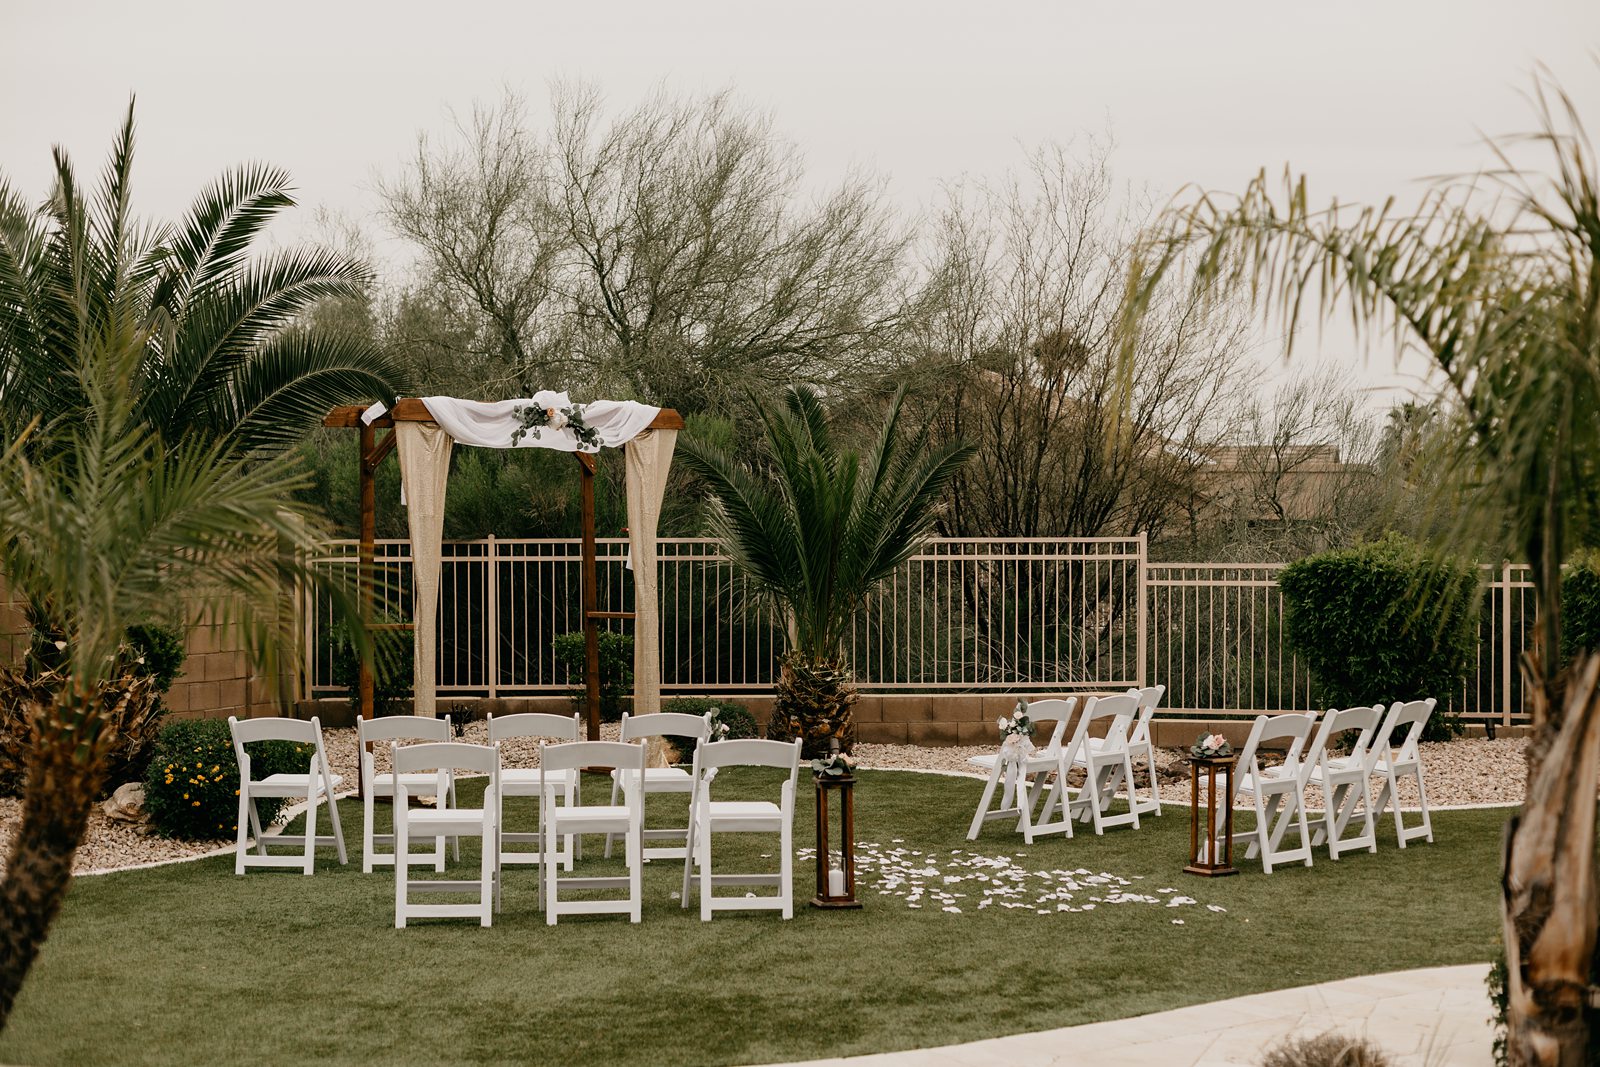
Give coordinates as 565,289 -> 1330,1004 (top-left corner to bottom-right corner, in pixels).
1,733 -> 1542,876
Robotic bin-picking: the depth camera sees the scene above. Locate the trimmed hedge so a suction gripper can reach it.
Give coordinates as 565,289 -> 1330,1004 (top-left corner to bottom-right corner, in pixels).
660,698 -> 761,762
323,616 -> 414,717
143,719 -> 314,840
1278,535 -> 1477,741
1563,553 -> 1600,662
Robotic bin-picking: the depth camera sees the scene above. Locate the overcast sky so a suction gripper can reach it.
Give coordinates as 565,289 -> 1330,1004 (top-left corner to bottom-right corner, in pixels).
4,0 -> 1598,405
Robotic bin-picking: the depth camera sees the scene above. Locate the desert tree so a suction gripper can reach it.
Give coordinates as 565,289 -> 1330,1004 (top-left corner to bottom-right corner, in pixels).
1124,74 -> 1600,1066
905,141 -> 1248,541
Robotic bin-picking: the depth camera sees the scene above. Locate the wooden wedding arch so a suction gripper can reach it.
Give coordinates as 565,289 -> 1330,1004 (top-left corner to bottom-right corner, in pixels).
323,399 -> 686,739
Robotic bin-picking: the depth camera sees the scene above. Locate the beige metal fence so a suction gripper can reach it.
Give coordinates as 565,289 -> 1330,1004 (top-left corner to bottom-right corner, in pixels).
303,536 -> 1534,723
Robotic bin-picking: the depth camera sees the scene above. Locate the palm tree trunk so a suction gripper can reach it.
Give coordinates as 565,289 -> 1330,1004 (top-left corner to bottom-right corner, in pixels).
769,651 -> 858,759
0,679 -> 140,1029
1502,650 -> 1600,1066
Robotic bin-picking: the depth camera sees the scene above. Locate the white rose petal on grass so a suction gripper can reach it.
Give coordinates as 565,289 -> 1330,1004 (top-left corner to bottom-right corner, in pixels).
1207,904 -> 1227,913
942,906 -> 961,914
1172,919 -> 1185,925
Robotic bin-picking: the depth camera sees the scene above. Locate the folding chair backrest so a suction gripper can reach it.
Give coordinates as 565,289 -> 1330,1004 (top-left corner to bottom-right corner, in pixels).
1126,685 -> 1167,745
486,712 -> 582,743
1025,697 -> 1077,755
1311,705 -> 1384,772
1235,711 -> 1318,791
359,714 -> 451,745
539,740 -> 646,775
618,711 -> 711,743
694,738 -> 803,773
1374,698 -> 1436,762
392,740 -> 500,778
229,716 -> 323,781
1084,693 -> 1138,746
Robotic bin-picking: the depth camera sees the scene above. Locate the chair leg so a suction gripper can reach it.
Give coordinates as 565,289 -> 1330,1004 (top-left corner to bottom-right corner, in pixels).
605,777 -> 621,859
449,775 -> 461,862
302,789 -> 318,875
680,813 -> 695,910
1123,756 -> 1141,830
544,819 -> 558,927
966,764 -> 1000,841
235,787 -> 251,875
362,786 -> 376,874
629,821 -> 643,924
480,825 -> 495,928
327,782 -> 348,865
780,818 -> 793,920
247,798 -> 268,856
394,820 -> 408,929
1295,786 -> 1312,867
699,818 -> 714,923
1413,766 -> 1434,844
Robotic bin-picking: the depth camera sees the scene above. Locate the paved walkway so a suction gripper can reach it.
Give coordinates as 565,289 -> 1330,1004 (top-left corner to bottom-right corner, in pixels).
765,964 -> 1494,1067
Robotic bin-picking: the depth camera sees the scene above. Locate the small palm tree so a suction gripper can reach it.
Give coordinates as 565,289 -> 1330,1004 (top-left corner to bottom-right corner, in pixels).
0,101 -> 408,455
679,386 -> 972,757
1123,75 -> 1600,1064
0,310 -> 359,1030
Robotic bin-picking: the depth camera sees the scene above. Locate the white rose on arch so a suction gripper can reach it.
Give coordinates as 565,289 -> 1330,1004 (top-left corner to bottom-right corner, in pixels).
546,407 -> 570,431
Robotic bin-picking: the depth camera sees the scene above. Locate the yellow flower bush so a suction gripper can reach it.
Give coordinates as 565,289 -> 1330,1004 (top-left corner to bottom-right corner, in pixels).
143,720 -> 315,839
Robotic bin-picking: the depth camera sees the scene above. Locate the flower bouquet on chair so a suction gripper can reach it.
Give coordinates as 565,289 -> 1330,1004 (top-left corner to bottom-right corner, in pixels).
997,699 -> 1036,767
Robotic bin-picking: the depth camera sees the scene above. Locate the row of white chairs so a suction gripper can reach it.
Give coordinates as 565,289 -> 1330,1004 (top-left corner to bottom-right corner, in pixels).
225,712 -> 804,928
967,686 -> 1166,844
1213,697 -> 1437,873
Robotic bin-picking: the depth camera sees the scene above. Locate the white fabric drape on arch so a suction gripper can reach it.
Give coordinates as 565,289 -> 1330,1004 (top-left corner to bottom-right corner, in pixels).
382,395 -> 668,719
393,421 -> 453,718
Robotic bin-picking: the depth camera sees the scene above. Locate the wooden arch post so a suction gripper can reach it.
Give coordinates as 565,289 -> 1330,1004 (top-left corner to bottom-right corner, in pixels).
323,401 -> 684,738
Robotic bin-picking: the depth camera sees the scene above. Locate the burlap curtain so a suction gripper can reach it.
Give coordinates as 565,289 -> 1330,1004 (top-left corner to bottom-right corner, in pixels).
624,428 -> 678,718
395,422 -> 453,717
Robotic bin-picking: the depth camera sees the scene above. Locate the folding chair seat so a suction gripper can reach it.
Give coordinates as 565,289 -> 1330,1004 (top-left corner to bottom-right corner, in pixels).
1034,693 -> 1142,839
487,712 -> 582,870
358,714 -> 458,873
605,710 -> 712,861
1214,712 -> 1316,873
229,716 -> 347,875
1303,704 -> 1384,859
682,738 -> 802,921
540,741 -> 645,925
965,698 -> 1075,841
1369,698 -> 1437,848
394,741 -> 501,928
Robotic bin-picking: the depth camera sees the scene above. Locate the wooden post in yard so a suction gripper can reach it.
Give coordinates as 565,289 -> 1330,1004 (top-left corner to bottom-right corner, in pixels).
358,420 -> 377,726
578,451 -> 601,741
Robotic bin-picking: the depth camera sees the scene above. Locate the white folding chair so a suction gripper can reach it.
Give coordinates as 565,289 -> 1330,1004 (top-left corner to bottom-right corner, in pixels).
487,712 -> 582,871
1216,712 -> 1317,873
1303,704 -> 1384,859
1035,693 -> 1142,838
229,716 -> 347,876
682,738 -> 802,921
605,711 -> 712,861
1123,684 -> 1166,817
539,741 -> 645,925
358,714 -> 458,873
394,741 -> 501,928
965,698 -> 1076,841
1370,698 -> 1437,848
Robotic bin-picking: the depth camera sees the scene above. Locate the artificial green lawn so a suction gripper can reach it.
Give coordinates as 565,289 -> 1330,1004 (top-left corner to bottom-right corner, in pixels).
0,770 -> 1508,1066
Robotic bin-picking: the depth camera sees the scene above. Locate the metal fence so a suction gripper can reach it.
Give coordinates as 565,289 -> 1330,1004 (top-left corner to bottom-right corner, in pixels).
303,536 -> 1534,724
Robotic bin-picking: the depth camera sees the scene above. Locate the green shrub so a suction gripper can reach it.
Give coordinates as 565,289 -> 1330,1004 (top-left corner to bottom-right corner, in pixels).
1562,553 -> 1600,662
551,631 -> 634,722
124,624 -> 186,693
660,698 -> 761,761
323,616 -> 414,717
143,719 -> 315,840
1278,534 -> 1477,742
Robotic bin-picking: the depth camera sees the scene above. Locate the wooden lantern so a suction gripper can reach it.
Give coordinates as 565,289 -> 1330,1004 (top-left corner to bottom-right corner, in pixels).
812,764 -> 861,909
1185,754 -> 1239,877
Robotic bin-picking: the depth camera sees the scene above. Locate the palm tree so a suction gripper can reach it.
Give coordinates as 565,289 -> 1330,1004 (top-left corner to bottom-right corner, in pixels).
0,278 -> 359,1029
1123,75 -> 1600,1064
679,386 -> 972,757
0,101 -> 409,456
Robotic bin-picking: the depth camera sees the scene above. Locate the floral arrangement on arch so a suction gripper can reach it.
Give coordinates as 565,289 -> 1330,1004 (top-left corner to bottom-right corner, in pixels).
510,401 -> 602,450
811,750 -> 857,777
997,699 -> 1036,765
1190,731 -> 1232,759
